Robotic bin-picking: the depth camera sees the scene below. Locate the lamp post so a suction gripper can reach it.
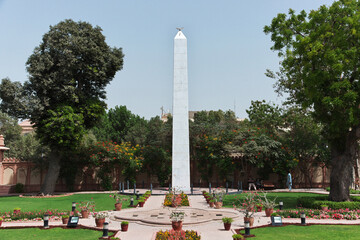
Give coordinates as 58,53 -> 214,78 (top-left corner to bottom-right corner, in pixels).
244,221 -> 250,236
72,202 -> 76,212
43,214 -> 49,229
130,197 -> 134,206
136,191 -> 140,200
101,222 -> 109,238
279,201 -> 283,210
300,212 -> 306,225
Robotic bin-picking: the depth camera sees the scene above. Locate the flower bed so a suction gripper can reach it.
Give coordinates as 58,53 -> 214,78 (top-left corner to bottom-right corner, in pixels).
19,193 -> 74,198
155,230 -> 200,240
0,209 -> 72,222
275,208 -> 360,220
164,192 -> 190,207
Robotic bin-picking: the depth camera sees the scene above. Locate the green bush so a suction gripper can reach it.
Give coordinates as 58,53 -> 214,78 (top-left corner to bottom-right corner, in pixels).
14,183 -> 24,193
297,196 -> 360,210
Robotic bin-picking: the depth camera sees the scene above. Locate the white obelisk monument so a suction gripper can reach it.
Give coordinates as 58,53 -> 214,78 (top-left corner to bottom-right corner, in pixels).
172,28 -> 190,191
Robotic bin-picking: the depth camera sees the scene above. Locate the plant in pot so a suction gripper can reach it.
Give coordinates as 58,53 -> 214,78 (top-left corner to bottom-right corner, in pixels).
232,233 -> 244,240
79,201 -> 95,218
209,198 -> 216,208
222,217 -> 233,231
121,221 -> 129,231
62,214 -> 70,224
13,207 -> 21,214
0,217 -> 3,227
110,192 -> 127,211
321,204 -> 328,211
94,212 -> 108,228
260,192 -> 277,217
170,210 -> 185,231
138,197 -> 145,207
234,191 -> 256,226
214,187 -> 225,209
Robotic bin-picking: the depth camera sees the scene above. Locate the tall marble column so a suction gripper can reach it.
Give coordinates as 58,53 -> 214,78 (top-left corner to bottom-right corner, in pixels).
172,28 -> 190,191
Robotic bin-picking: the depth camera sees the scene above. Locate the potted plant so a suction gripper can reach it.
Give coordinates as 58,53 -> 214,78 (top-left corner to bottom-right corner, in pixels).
0,217 -> 3,227
94,212 -> 108,228
214,188 -> 225,209
62,214 -> 70,224
260,192 -> 277,217
138,197 -> 145,207
232,233 -> 244,240
13,207 -> 21,214
170,210 -> 185,231
79,201 -> 95,218
209,198 -> 216,208
222,217 -> 233,231
121,221 -> 129,231
321,204 -> 328,211
234,191 -> 256,226
110,192 -> 127,211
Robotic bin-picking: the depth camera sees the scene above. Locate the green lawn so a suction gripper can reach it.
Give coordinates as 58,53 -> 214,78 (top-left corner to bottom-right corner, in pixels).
0,228 -> 113,240
238,225 -> 360,240
223,192 -> 326,209
0,193 -> 137,212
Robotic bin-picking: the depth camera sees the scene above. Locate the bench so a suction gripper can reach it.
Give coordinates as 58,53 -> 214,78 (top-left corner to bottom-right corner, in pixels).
263,181 -> 275,190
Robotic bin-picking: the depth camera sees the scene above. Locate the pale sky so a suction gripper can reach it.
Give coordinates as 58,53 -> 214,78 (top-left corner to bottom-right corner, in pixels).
0,0 -> 334,119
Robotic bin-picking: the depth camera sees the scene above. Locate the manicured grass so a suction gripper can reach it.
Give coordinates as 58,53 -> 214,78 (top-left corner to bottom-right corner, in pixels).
0,228 -> 113,240
238,225 -> 360,240
0,193 -> 137,212
223,192 -> 327,209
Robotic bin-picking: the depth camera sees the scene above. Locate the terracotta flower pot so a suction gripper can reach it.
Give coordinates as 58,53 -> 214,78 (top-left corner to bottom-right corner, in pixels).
209,202 -> 215,208
138,201 -> 145,207
322,206 -> 328,211
214,202 -> 223,209
121,223 -> 129,231
265,208 -> 273,217
115,203 -> 122,211
224,222 -> 231,231
81,210 -> 89,218
62,218 -> 69,224
171,221 -> 183,231
0,221 -> 2,227
244,217 -> 254,227
95,218 -> 105,228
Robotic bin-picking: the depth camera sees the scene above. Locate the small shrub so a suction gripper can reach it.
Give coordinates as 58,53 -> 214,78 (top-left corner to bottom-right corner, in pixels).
222,217 -> 233,224
14,183 -> 24,193
232,234 -> 244,239
121,221 -> 129,225
62,215 -> 69,219
13,207 -> 21,211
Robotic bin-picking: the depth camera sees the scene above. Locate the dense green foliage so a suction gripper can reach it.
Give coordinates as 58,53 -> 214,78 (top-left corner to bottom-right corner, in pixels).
297,196 -> 360,210
264,0 -> 360,201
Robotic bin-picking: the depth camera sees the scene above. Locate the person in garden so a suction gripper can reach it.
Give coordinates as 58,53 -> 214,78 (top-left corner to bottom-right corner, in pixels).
286,172 -> 292,191
248,176 -> 256,191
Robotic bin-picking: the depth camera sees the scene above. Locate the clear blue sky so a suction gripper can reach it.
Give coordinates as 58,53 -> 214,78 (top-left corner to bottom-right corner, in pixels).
0,0 -> 334,119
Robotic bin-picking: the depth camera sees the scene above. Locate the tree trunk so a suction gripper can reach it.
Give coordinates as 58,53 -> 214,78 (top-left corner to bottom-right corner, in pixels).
40,151 -> 61,194
329,128 -> 359,202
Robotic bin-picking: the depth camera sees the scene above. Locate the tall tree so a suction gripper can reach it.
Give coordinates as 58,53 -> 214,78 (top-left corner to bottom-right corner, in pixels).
23,19 -> 124,194
264,0 -> 360,201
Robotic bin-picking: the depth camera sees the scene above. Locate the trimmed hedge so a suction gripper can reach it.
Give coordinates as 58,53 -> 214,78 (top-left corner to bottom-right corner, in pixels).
297,196 -> 360,210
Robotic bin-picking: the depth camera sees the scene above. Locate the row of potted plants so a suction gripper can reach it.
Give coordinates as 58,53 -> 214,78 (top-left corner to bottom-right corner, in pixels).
164,190 -> 190,207
138,190 -> 152,207
202,188 -> 225,209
